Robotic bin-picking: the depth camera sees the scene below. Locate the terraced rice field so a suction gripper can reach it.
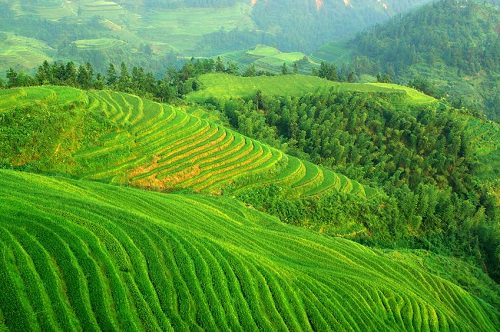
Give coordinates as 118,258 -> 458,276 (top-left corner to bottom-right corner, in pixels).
0,169 -> 498,331
73,38 -> 126,50
0,86 -> 366,199
0,32 -> 53,72
188,73 -> 437,105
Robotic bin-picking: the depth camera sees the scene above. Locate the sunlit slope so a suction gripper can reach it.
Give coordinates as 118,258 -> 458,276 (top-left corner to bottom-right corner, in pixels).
0,86 -> 363,198
0,169 -> 498,331
187,73 -> 436,104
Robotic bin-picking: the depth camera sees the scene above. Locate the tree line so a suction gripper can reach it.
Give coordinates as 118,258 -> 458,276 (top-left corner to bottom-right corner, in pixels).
0,58 -> 255,103
1,57 -> 365,100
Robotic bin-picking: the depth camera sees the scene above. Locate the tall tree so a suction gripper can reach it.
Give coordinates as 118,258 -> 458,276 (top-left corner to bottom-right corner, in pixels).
244,64 -> 257,77
6,68 -> 18,88
65,62 -> 77,86
215,57 -> 225,72
118,62 -> 131,91
35,60 -> 52,84
281,63 -> 288,75
106,63 -> 118,86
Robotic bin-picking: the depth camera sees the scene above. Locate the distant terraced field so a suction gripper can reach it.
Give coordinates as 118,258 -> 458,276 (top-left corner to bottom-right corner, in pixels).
0,169 -> 498,331
187,73 -> 437,104
0,86 -> 365,199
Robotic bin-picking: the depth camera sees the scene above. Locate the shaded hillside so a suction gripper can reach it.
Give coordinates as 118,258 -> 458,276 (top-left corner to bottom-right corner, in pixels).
348,0 -> 500,119
250,0 -> 433,51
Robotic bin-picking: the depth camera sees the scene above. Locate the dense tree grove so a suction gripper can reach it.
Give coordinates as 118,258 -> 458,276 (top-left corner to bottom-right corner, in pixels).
352,0 -> 499,76
205,91 -> 499,281
1,57 -> 283,101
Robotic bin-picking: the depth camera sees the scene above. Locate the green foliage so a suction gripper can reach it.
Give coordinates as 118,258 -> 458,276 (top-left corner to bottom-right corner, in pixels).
188,73 -> 435,104
196,87 -> 499,281
219,45 -> 318,75
0,86 -> 365,203
0,169 -> 498,331
0,90 -> 114,173
349,0 -> 500,119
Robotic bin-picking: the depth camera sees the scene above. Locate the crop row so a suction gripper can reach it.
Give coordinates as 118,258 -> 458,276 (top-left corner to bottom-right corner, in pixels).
0,170 -> 497,331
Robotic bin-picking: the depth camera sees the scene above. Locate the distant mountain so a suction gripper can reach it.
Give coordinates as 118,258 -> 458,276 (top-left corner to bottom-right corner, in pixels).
0,0 -> 432,73
250,0 -> 434,51
346,0 -> 500,119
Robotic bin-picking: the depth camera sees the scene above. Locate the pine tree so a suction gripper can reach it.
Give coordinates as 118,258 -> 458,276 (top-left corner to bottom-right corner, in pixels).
226,62 -> 239,75
215,57 -> 225,72
35,60 -> 52,85
65,62 -> 77,86
94,73 -> 105,90
77,64 -> 92,89
106,63 -> 118,86
281,63 -> 288,75
6,68 -> 18,88
118,62 -> 131,90
347,72 -> 356,83
243,64 -> 257,77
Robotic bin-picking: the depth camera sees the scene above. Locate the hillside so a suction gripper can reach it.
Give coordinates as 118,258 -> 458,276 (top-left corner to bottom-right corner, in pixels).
346,0 -> 500,120
188,73 -> 436,104
185,72 -> 499,283
0,85 -> 366,199
0,168 -> 498,331
218,45 -> 321,75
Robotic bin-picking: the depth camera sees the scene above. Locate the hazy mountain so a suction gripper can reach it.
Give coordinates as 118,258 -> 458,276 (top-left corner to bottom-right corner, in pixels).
0,0 -> 433,72
347,0 -> 500,119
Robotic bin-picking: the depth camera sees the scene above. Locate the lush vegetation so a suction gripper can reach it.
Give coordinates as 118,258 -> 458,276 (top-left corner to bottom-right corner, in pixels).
188,73 -> 435,104
0,85 -> 366,200
0,1 -> 499,330
190,79 -> 499,282
218,45 -> 320,75
0,169 -> 498,331
348,0 -> 500,120
0,0 -> 434,74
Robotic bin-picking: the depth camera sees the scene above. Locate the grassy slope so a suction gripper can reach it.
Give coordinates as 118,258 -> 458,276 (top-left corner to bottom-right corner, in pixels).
187,73 -> 436,104
0,168 -> 498,331
0,86 -> 364,199
0,32 -> 53,71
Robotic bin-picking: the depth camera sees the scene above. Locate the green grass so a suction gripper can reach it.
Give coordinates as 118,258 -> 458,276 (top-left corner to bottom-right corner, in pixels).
136,3 -> 255,53
0,168 -> 498,331
311,41 -> 353,64
368,82 -> 437,104
188,73 -> 437,105
0,86 -> 366,199
246,45 -> 281,57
